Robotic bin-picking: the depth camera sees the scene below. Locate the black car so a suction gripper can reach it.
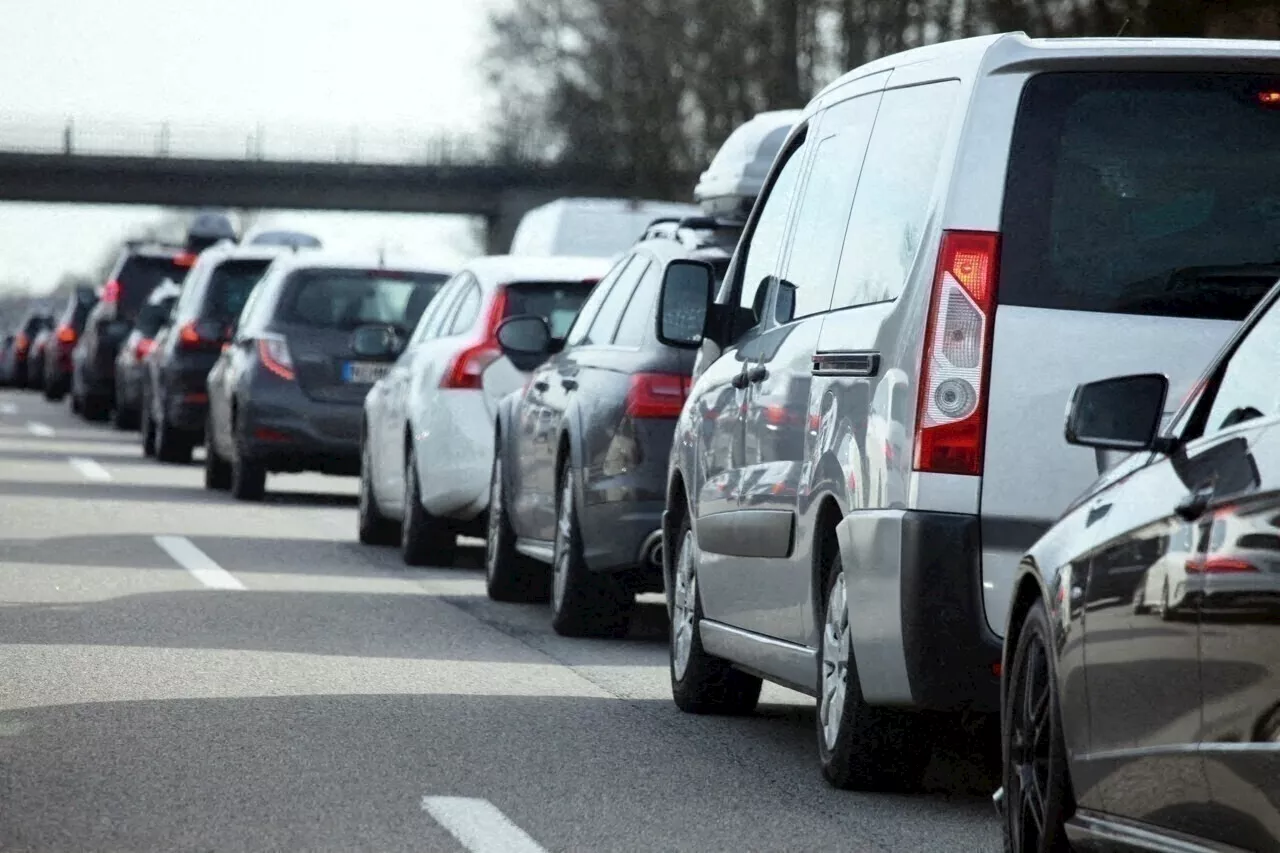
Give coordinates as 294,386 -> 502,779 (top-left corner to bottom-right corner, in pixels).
42,287 -> 98,401
114,279 -> 182,430
998,283 -> 1280,851
205,253 -> 453,500
5,310 -> 53,389
72,243 -> 195,420
143,245 -> 283,462
485,220 -> 737,636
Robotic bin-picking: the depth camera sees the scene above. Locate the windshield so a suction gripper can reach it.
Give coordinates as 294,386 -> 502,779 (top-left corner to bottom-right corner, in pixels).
278,268 -> 449,330
1002,72 -> 1280,321
204,259 -> 273,322
505,281 -> 597,337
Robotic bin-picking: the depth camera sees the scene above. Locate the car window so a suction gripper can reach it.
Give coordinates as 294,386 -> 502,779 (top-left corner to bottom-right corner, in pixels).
830,82 -> 957,309
1201,298 -> 1280,435
413,276 -> 466,343
565,256 -> 631,347
200,260 -> 275,323
613,259 -> 664,347
505,281 -> 597,339
780,93 -> 880,321
116,255 -> 191,317
736,134 -> 808,325
587,257 -> 650,344
277,268 -> 449,330
446,282 -> 483,336
1003,72 -> 1280,321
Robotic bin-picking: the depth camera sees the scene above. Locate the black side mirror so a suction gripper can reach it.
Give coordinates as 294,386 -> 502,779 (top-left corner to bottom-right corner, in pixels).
350,324 -> 403,359
657,259 -> 713,349
1065,373 -> 1169,453
496,314 -> 552,372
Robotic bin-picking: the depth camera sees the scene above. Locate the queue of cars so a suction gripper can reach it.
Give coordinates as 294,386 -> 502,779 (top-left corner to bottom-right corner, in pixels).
3,31 -> 1278,852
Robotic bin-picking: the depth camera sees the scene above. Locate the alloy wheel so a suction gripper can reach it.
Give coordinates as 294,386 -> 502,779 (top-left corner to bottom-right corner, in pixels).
819,572 -> 850,751
486,457 -> 502,582
1008,627 -> 1053,850
671,529 -> 698,681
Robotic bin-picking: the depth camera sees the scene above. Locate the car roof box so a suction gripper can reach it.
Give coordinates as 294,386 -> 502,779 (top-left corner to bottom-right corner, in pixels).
693,109 -> 802,222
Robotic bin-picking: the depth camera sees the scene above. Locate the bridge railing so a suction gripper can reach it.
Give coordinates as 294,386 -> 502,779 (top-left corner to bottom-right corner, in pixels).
0,117 -> 563,167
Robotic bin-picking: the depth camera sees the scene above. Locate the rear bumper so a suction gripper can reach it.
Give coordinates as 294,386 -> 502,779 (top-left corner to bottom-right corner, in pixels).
579,498 -> 664,586
837,509 -> 1001,713
241,398 -> 361,475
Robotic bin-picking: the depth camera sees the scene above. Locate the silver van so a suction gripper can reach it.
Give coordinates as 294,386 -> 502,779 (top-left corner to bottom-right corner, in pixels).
653,33 -> 1280,790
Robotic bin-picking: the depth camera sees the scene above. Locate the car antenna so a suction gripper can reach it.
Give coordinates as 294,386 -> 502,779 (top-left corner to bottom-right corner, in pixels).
1116,17 -> 1131,36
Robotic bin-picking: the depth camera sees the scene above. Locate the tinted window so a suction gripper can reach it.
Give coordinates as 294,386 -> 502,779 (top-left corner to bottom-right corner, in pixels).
136,298 -> 177,338
613,260 -> 663,347
201,260 -> 273,323
276,268 -> 449,330
565,257 -> 631,346
1003,72 -> 1280,320
23,315 -> 51,335
1237,533 -> 1280,551
587,259 -> 650,344
831,82 -> 956,309
1202,299 -> 1280,435
507,281 -> 597,339
117,255 -> 189,316
447,284 -> 483,335
737,134 -> 807,323
781,93 -> 880,320
70,299 -> 94,328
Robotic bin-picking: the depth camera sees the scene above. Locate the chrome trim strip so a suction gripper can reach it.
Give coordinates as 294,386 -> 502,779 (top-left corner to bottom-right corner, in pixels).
811,350 -> 880,377
1066,808 -> 1248,853
700,619 -> 817,695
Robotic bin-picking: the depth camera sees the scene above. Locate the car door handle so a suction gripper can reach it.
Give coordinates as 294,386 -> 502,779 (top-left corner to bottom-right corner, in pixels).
747,365 -> 767,384
1175,485 -> 1215,522
534,380 -> 549,392
731,370 -> 750,389
561,379 -> 578,391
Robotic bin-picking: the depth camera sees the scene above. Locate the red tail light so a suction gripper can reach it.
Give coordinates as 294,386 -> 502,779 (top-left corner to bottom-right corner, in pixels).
14,332 -> 29,356
133,337 -> 156,360
440,287 -> 508,390
1187,557 -> 1259,574
174,252 -> 197,268
625,372 -> 691,419
913,231 -> 1000,477
102,280 -> 121,304
56,324 -> 76,345
258,334 -> 295,381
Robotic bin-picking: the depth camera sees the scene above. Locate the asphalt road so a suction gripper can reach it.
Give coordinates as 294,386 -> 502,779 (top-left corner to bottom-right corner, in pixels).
0,389 -> 1001,852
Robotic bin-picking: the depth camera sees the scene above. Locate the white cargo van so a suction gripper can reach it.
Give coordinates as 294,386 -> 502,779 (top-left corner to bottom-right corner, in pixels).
509,198 -> 700,259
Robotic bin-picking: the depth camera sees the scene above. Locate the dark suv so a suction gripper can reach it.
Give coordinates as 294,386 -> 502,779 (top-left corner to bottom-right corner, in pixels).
72,243 -> 195,420
485,218 -> 738,636
114,280 -> 182,430
206,253 -> 453,500
42,287 -> 97,401
143,244 -> 284,462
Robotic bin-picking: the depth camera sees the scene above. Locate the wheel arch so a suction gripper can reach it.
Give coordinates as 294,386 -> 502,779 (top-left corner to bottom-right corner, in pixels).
809,494 -> 846,636
1002,560 -> 1050,696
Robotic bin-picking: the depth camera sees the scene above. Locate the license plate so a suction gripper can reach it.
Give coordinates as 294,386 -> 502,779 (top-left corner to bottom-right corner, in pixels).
343,361 -> 389,384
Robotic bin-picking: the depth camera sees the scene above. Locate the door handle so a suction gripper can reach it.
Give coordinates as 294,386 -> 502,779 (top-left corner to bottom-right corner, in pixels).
1175,485 -> 1215,522
534,380 -> 549,392
731,369 -> 750,389
747,365 -> 768,383
561,379 -> 578,391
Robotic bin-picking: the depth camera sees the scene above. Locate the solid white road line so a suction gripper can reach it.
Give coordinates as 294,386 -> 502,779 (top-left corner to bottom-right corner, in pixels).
69,457 -> 112,483
154,535 -> 246,591
421,797 -> 549,853
26,421 -> 55,437
1,402 -> 17,415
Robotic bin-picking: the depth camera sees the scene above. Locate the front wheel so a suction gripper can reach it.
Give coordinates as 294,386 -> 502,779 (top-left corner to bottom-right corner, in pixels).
549,462 -> 633,638
485,450 -> 548,602
1002,598 -> 1073,852
817,554 -> 933,791
357,436 -> 399,545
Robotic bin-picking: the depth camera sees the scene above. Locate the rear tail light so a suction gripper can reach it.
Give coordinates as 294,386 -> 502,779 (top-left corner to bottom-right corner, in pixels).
102,280 -> 121,304
174,252 -> 197,267
913,231 -> 1000,477
440,287 -> 508,390
56,324 -> 77,345
134,337 -> 156,360
1186,557 -> 1259,574
14,332 -> 28,356
258,334 -> 295,381
625,372 -> 691,419
178,319 -> 225,352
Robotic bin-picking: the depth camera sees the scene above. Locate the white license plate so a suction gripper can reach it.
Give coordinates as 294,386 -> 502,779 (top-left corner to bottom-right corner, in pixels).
344,361 -> 390,384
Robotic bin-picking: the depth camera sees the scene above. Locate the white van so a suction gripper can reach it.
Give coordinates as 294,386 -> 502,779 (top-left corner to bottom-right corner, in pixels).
509,197 -> 700,259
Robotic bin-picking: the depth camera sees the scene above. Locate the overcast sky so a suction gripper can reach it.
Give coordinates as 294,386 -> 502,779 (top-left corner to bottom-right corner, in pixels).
0,0 -> 499,292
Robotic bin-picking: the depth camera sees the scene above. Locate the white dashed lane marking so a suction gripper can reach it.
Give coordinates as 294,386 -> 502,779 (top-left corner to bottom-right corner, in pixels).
154,535 -> 246,591
69,457 -> 112,482
26,421 -> 55,437
421,797 -> 549,853
0,402 -> 17,415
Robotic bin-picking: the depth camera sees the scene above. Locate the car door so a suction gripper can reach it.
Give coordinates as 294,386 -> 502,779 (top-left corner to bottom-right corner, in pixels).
693,125 -> 811,636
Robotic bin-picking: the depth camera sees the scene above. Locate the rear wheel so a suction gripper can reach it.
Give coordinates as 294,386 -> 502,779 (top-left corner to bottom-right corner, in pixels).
229,413 -> 266,501
401,445 -> 455,566
358,436 -> 399,545
550,462 -> 634,638
669,511 -> 762,715
112,390 -> 139,430
70,390 -> 82,414
817,554 -> 933,791
203,417 -> 232,490
141,399 -> 157,458
485,450 -> 548,602
155,414 -> 193,464
81,394 -> 109,422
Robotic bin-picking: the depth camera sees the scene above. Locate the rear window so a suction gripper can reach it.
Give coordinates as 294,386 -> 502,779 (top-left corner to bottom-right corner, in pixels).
504,281 -> 596,337
203,260 -> 273,322
1002,72 -> 1280,321
23,316 -> 51,335
117,255 -> 188,316
71,300 -> 94,327
136,297 -> 176,338
277,268 -> 449,330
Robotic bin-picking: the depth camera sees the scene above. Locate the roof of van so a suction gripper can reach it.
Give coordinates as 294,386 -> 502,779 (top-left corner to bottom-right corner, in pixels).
816,32 -> 1280,103
462,254 -> 613,286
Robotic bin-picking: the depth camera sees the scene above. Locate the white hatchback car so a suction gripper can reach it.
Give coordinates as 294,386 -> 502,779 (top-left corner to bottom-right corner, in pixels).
359,255 -> 609,566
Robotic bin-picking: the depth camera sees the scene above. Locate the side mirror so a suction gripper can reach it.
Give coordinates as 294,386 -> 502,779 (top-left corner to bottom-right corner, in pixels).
350,324 -> 403,359
657,259 -> 713,349
1065,373 -> 1169,453
496,314 -> 552,372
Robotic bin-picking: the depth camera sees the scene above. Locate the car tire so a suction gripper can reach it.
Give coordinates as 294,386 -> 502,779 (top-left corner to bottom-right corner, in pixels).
549,461 -> 634,637
817,554 -> 933,791
155,417 -> 193,465
401,445 -> 455,566
112,393 -> 139,431
1002,598 -> 1073,853
1160,579 -> 1178,622
204,419 -> 232,491
141,400 -> 157,458
70,390 -> 82,415
357,436 -> 399,546
81,394 -> 109,422
668,510 -> 762,715
229,417 -> 267,501
43,379 -> 63,402
485,450 -> 549,602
